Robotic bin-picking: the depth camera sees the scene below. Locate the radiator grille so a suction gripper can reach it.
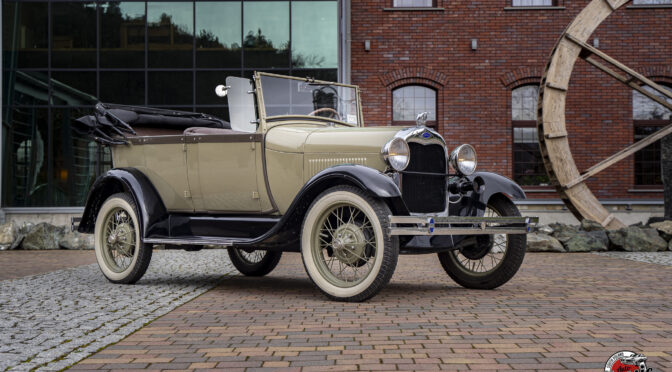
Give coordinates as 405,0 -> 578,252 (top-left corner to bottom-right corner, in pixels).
401,143 -> 446,213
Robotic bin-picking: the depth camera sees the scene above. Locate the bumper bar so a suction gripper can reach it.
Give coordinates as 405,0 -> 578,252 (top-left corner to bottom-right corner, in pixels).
388,215 -> 538,236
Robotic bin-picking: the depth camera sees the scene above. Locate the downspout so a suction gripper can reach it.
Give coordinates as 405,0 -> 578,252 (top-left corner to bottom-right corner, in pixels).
340,0 -> 351,84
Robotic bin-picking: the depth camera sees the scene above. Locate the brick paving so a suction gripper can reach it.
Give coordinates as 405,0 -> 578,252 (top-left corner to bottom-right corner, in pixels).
71,252 -> 672,371
0,250 -> 96,280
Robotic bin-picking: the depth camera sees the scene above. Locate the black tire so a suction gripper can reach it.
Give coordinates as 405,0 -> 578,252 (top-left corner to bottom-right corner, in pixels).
300,185 -> 399,302
438,194 -> 526,289
228,248 -> 282,276
94,193 -> 152,284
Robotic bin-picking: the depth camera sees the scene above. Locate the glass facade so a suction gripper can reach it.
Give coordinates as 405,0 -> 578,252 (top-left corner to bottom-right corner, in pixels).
2,0 -> 339,208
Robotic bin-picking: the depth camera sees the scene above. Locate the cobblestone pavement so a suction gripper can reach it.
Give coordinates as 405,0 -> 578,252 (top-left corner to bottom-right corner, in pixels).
0,251 -> 97,280
72,252 -> 672,372
0,250 -> 235,372
596,251 -> 672,266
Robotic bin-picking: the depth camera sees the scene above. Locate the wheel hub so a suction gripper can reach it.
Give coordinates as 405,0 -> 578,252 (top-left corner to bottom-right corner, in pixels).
108,222 -> 132,256
460,235 -> 493,260
332,223 -> 367,266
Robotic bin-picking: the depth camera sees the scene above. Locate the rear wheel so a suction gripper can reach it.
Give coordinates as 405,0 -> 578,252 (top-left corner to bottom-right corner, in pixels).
227,248 -> 282,276
438,195 -> 526,289
301,185 -> 398,302
94,193 -> 152,284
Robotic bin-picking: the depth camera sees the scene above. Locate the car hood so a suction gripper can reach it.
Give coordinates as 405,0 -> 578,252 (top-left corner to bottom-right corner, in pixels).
265,124 -> 405,154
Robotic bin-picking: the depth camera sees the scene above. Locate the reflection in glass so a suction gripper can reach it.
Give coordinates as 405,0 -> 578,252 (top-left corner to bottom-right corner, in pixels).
291,69 -> 338,82
101,2 -> 146,68
393,85 -> 436,122
2,2 -> 49,68
291,1 -> 338,69
512,85 -> 538,121
100,71 -> 145,105
52,71 -> 97,98
148,2 -> 193,68
634,126 -> 663,185
148,71 -> 193,105
633,85 -> 672,120
52,2 -> 97,68
243,1 -> 289,68
52,108 -> 99,206
2,107 -> 48,206
196,2 -> 241,68
3,71 -> 49,106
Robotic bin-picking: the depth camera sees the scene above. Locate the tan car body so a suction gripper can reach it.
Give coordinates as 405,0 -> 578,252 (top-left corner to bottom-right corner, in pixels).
112,73 -> 400,216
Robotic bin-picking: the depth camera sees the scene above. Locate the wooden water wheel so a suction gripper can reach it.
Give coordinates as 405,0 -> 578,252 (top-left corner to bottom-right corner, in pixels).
538,0 -> 672,229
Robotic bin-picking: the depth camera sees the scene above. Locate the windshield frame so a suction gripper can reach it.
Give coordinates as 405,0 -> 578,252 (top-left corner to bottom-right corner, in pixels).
254,72 -> 364,131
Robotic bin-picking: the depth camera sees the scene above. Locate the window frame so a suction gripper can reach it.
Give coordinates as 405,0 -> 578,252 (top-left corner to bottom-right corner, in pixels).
510,84 -> 550,188
510,0 -> 562,7
391,84 -> 438,129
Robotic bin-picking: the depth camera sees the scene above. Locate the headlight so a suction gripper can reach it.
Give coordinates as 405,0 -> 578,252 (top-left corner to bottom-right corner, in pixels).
450,144 -> 477,175
382,138 -> 410,171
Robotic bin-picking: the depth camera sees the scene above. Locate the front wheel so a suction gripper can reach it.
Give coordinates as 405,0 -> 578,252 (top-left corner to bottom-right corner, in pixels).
301,185 -> 399,302
227,248 -> 282,276
438,194 -> 526,289
94,193 -> 152,284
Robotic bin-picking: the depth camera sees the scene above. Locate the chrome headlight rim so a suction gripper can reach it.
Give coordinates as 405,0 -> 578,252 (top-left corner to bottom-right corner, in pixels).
450,144 -> 477,176
382,137 -> 410,171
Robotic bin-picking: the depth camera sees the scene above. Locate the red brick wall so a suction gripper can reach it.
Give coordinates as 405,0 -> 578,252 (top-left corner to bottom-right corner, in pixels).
350,0 -> 672,200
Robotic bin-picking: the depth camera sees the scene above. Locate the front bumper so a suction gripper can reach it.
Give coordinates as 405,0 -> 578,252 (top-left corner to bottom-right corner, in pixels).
389,215 -> 538,236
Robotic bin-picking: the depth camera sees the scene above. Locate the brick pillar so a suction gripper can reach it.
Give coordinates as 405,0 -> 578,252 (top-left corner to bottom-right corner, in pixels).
663,134 -> 672,219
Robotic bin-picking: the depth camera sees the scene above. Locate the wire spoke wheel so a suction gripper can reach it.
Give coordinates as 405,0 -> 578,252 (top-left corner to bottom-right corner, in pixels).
101,207 -> 137,273
438,195 -> 526,290
451,206 -> 507,276
312,203 -> 377,287
301,186 -> 398,302
94,193 -> 152,284
237,249 -> 266,264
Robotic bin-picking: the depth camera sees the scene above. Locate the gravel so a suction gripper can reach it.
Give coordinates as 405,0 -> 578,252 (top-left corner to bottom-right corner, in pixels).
0,250 -> 235,372
595,251 -> 672,266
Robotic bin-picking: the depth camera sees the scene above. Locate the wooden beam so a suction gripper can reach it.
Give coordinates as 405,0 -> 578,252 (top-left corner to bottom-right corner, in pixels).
566,33 -> 672,102
564,121 -> 672,189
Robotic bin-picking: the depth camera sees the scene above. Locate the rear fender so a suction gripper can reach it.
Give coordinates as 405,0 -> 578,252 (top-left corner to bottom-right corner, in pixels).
78,168 -> 169,238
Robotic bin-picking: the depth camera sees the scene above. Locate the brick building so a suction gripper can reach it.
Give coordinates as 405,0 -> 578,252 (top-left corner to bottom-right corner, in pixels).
350,0 -> 671,212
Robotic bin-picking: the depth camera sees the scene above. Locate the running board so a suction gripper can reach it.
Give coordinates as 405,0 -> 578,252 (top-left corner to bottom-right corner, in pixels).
143,236 -> 255,247
388,215 -> 538,236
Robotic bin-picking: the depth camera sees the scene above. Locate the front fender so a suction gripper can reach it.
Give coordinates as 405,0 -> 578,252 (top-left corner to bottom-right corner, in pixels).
78,168 -> 169,238
468,171 -> 526,204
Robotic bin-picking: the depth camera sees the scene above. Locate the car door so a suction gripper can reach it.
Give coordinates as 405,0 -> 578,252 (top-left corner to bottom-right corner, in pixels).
186,131 -> 263,212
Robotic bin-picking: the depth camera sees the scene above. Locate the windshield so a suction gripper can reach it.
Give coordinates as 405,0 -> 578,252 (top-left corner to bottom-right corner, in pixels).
258,74 -> 360,126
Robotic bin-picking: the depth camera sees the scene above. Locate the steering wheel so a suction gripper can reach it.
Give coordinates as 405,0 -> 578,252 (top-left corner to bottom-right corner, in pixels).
308,107 -> 342,120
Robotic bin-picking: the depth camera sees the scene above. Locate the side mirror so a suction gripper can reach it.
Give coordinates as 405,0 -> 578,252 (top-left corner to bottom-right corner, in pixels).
215,85 -> 230,98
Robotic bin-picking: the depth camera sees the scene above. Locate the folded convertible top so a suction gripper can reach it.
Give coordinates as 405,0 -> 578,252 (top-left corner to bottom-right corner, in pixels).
74,103 -> 231,145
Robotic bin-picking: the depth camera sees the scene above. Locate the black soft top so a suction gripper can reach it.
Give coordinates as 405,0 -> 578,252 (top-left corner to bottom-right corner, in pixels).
75,103 -> 230,144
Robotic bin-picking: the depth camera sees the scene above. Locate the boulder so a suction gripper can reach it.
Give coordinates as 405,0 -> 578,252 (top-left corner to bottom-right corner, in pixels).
650,220 -> 672,241
563,231 -> 609,252
536,225 -> 555,235
59,231 -> 94,250
550,224 -> 580,244
580,219 -> 605,232
526,233 -> 565,252
21,223 -> 66,250
0,221 -> 18,247
607,226 -> 668,252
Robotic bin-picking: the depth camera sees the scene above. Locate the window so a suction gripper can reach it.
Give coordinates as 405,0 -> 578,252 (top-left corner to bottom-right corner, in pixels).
633,84 -> 672,186
633,0 -> 672,4
512,85 -> 549,186
512,0 -> 556,6
392,85 -> 437,127
393,0 -> 435,7
1,0 -> 339,207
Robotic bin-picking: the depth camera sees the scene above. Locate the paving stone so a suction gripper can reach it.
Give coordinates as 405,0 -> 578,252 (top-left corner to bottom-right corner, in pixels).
0,250 -> 235,371
72,252 -> 672,372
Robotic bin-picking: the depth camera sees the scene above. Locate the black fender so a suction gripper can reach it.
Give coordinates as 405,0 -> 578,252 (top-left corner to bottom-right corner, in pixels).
246,165 -> 408,249
78,168 -> 169,238
467,171 -> 526,206
297,164 -> 408,215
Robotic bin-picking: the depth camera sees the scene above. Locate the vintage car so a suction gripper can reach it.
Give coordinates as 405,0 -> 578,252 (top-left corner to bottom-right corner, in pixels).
75,72 -> 537,302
